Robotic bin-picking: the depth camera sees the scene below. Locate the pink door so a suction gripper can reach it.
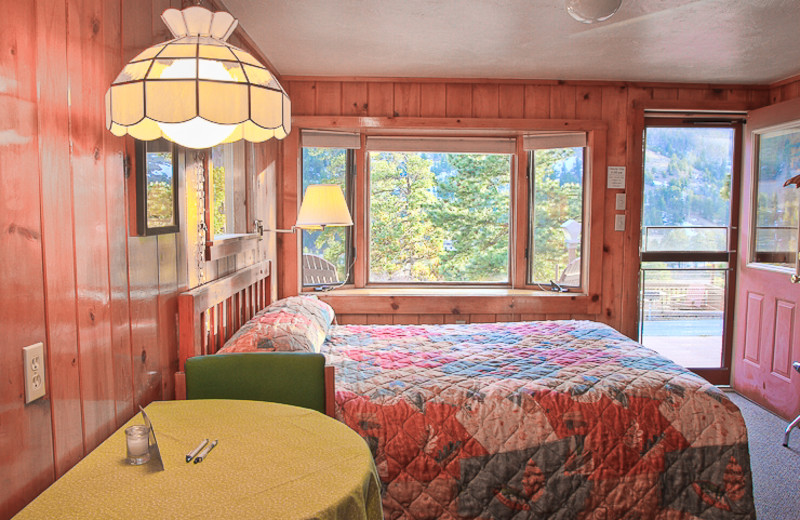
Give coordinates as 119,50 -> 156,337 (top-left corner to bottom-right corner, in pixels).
733,97 -> 800,419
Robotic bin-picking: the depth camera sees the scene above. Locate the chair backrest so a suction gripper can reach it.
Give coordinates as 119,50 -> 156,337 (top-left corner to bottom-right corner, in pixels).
558,257 -> 581,287
302,254 -> 339,285
185,352 -> 329,415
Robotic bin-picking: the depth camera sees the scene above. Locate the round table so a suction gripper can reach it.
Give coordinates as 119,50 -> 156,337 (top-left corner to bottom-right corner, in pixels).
14,400 -> 383,520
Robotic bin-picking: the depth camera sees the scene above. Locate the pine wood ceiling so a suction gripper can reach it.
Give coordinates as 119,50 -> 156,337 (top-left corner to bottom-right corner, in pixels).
221,0 -> 800,85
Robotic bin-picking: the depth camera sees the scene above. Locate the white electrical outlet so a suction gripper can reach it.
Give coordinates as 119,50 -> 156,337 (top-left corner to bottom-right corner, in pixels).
23,342 -> 46,403
614,214 -> 626,231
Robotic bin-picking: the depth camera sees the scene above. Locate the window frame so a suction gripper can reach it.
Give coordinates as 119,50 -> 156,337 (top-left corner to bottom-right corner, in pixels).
203,140 -> 261,262
134,139 -> 180,237
298,145 -> 357,288
284,117 -> 606,316
748,121 -> 800,270
526,146 -> 588,291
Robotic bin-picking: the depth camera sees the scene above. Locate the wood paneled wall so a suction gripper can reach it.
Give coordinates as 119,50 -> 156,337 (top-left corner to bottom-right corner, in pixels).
0,1 -> 277,518
279,78 -> 771,335
769,75 -> 800,105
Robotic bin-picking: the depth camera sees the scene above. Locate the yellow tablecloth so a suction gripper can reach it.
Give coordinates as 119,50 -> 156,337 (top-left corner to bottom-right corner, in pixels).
14,400 -> 383,520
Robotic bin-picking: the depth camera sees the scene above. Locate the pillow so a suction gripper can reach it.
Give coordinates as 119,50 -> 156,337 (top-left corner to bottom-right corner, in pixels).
219,295 -> 335,354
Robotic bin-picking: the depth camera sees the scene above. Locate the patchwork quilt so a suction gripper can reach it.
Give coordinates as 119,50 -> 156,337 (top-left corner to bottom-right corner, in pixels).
321,320 -> 755,520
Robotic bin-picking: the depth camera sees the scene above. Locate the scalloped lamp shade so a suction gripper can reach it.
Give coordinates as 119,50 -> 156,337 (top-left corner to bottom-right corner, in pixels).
105,6 -> 290,149
295,185 -> 354,230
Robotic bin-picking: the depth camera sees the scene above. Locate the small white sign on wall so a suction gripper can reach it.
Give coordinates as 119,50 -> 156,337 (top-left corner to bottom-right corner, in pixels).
607,166 -> 626,189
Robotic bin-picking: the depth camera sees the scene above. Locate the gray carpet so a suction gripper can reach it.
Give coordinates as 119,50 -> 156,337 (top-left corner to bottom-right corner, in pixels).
725,390 -> 800,520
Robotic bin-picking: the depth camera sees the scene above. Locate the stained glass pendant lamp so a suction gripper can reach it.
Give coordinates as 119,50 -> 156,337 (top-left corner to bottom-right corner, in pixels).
105,6 -> 290,149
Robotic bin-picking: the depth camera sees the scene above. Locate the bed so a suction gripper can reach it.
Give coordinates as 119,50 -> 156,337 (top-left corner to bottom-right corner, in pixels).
175,262 -> 756,519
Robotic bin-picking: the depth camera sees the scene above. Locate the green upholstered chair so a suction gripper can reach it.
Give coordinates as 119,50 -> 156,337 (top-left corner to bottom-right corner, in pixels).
185,352 -> 335,416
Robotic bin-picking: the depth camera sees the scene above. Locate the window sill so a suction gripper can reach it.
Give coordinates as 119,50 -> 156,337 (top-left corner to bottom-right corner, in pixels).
206,233 -> 261,261
317,287 -> 600,316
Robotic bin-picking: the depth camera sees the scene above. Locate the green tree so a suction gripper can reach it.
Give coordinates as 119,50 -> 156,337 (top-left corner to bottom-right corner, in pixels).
369,152 -> 446,281
211,165 -> 226,236
432,153 -> 510,282
146,180 -> 174,228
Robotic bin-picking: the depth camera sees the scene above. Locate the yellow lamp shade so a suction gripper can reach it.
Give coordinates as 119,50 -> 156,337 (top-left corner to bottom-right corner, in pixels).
295,185 -> 354,230
105,6 -> 290,149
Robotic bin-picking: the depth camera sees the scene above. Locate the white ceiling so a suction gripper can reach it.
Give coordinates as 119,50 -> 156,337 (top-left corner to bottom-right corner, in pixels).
220,0 -> 800,85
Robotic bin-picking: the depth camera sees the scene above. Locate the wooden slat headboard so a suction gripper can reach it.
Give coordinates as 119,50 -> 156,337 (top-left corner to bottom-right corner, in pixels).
175,260 -> 271,399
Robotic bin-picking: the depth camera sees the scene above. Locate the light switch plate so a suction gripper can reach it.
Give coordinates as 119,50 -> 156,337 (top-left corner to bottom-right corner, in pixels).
615,193 -> 626,211
23,342 -> 46,403
614,214 -> 626,231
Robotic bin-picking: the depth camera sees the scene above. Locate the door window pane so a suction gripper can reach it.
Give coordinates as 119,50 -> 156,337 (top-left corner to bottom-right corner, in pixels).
642,127 -> 734,250
753,127 -> 800,267
640,264 -> 727,368
368,151 -> 511,283
529,148 -> 585,287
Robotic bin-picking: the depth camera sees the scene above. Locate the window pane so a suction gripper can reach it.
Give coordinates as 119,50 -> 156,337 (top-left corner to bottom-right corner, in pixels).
210,145 -> 228,236
301,147 -> 349,285
145,140 -> 175,228
530,148 -> 584,287
642,127 -> 734,252
753,128 -> 800,267
643,226 -> 728,252
369,151 -> 510,283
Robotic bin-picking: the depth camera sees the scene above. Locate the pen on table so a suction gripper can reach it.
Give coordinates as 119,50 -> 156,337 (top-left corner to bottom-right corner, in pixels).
186,439 -> 208,463
193,439 -> 218,464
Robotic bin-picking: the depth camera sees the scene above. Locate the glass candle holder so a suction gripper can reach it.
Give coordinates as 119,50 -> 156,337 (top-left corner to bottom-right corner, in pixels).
125,425 -> 150,465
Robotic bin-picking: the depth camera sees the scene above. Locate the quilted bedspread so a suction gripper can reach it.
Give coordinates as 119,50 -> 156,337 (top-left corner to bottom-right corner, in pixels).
321,320 -> 755,520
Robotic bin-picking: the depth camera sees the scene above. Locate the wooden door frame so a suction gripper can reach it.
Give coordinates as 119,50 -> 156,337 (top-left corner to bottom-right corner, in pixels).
628,101 -> 751,385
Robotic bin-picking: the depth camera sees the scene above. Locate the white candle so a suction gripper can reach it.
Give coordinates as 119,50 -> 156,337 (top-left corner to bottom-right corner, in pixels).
126,426 -> 150,459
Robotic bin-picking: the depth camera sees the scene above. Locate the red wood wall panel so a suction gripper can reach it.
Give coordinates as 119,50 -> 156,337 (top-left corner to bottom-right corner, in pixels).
1,2 -> 278,517
367,82 -> 394,117
420,83 -> 447,117
498,84 -> 524,118
157,234 -> 178,399
394,83 -> 421,117
0,1 -> 55,516
524,85 -> 551,118
103,0 -> 135,428
128,236 -> 163,408
34,0 -> 85,479
67,0 -> 118,451
445,83 -> 472,117
341,81 -> 368,116
286,81 -> 316,115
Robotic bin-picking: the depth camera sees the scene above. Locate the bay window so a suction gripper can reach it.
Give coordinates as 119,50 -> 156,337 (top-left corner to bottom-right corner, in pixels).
293,120 -> 603,305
